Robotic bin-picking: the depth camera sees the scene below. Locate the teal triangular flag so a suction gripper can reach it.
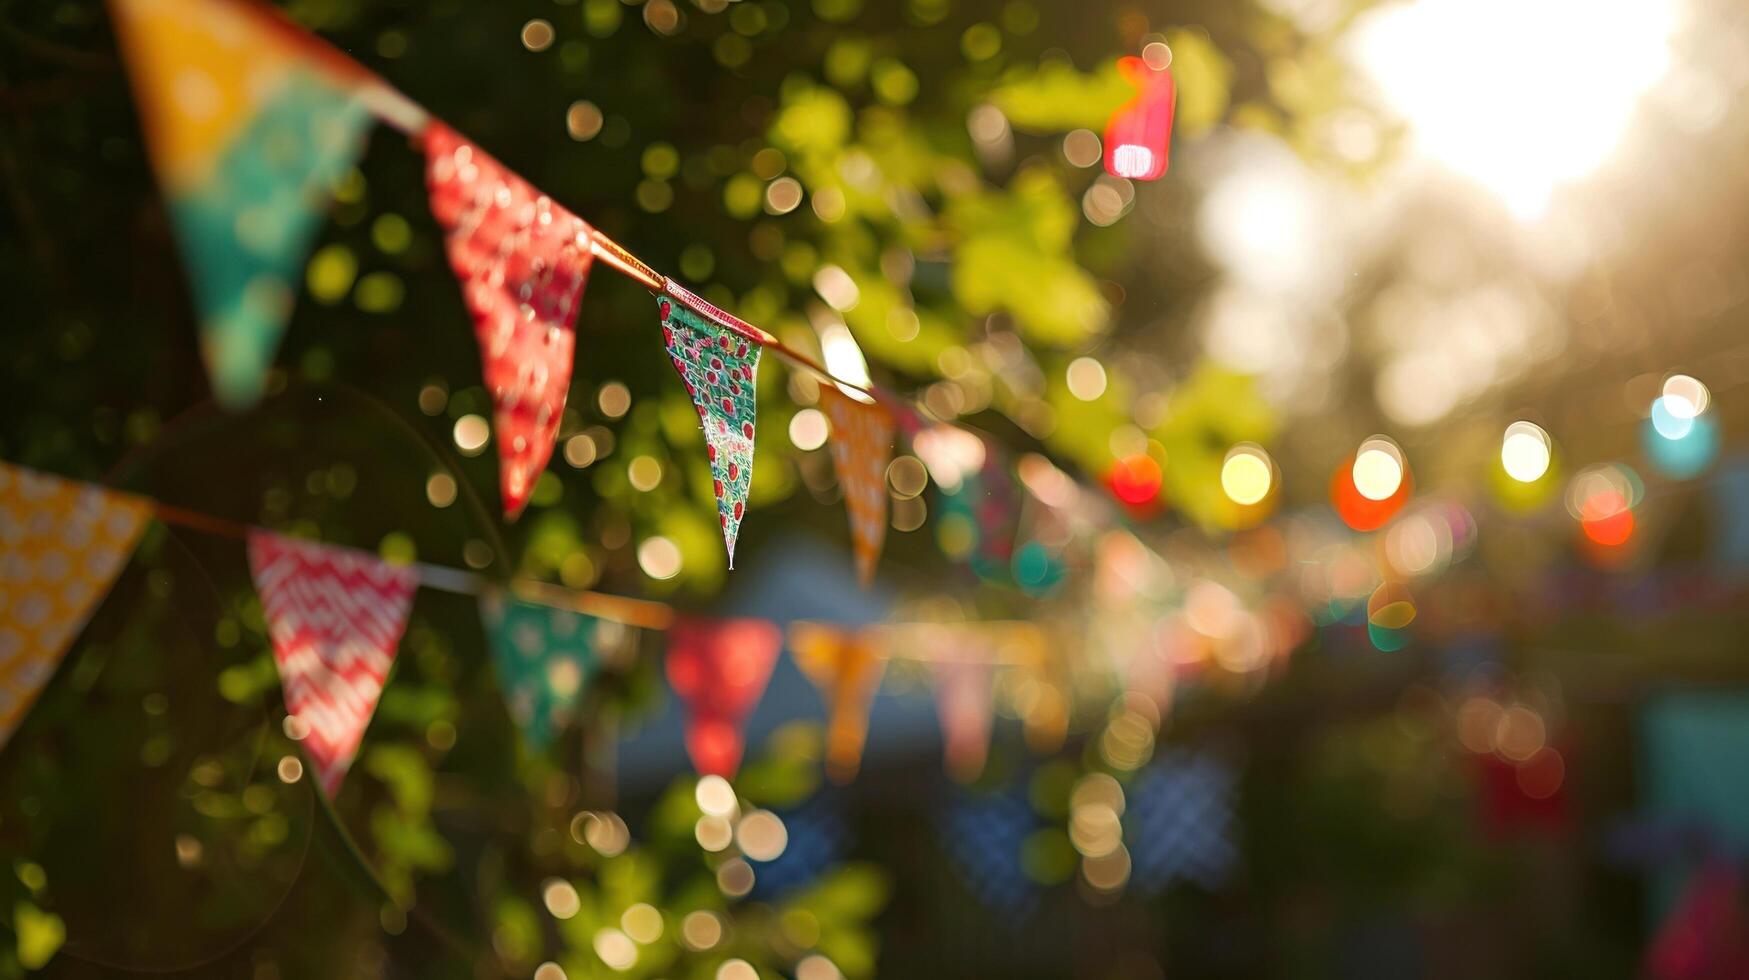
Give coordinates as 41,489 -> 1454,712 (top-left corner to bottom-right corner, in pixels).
481,592 -> 598,750
166,73 -> 372,408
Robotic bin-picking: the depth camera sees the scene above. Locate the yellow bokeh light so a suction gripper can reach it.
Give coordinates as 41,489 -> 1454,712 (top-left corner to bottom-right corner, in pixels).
592,928 -> 637,971
1352,437 -> 1404,501
789,408 -> 829,451
542,878 -> 581,920
1662,374 -> 1710,419
680,911 -> 723,951
736,809 -> 788,862
627,455 -> 662,492
1500,421 -> 1552,483
452,414 -> 489,456
1065,356 -> 1108,401
1220,444 -> 1273,505
621,903 -> 664,944
636,536 -> 682,580
695,775 -> 738,816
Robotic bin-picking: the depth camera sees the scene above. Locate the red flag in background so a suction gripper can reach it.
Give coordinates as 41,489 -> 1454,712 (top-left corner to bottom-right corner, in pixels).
425,123 -> 594,519
664,617 -> 781,778
1103,55 -> 1176,182
247,531 -> 416,796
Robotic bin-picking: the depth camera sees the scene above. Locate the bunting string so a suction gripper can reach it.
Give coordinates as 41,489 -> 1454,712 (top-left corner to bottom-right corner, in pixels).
140,478 -> 1040,654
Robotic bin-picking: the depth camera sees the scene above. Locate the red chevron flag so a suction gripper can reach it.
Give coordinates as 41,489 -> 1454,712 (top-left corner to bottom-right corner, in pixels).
247,531 -> 417,796
425,123 -> 594,519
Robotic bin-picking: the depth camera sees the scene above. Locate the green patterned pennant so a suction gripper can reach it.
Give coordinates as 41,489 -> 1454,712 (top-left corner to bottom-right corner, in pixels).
481,592 -> 598,751
658,285 -> 762,565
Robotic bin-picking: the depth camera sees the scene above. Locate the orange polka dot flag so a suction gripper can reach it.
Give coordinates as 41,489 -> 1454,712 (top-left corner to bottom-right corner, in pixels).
0,464 -> 151,750
789,622 -> 886,783
664,617 -> 780,778
658,283 -> 763,566
247,531 -> 417,797
107,0 -> 375,408
818,387 -> 896,587
425,125 -> 595,519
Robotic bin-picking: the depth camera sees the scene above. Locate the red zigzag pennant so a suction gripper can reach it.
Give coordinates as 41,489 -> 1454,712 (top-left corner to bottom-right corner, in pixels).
247,531 -> 417,797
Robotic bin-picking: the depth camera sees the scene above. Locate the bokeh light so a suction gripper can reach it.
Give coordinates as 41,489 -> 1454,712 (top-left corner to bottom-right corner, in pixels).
1065,357 -> 1108,401
636,536 -> 682,580
1352,437 -> 1405,501
1500,421 -> 1552,483
1220,444 -> 1274,506
789,408 -> 829,450
1331,448 -> 1412,532
1353,0 -> 1680,216
1107,453 -> 1163,507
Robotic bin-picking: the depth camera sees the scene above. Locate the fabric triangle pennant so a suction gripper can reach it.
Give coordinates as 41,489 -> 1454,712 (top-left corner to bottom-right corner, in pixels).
658,284 -> 763,565
480,591 -> 598,751
109,0 -> 375,408
664,617 -> 780,778
927,643 -> 995,783
789,622 -> 886,782
818,387 -> 895,587
0,464 -> 151,750
425,125 -> 594,519
247,531 -> 416,796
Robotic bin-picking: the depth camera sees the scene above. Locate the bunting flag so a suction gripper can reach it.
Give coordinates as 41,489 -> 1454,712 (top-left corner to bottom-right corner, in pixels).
664,617 -> 780,778
789,622 -> 886,782
108,0 -> 375,408
937,784 -> 1040,920
1103,54 -> 1176,182
1125,751 -> 1238,895
480,591 -> 597,751
748,791 -> 849,902
425,125 -> 594,518
0,465 -> 151,750
247,531 -> 416,796
659,284 -> 762,565
818,387 -> 895,587
929,654 -> 995,783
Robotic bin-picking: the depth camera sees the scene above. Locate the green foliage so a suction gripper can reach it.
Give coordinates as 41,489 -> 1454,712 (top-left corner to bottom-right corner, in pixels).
991,59 -> 1134,132
1165,28 -> 1233,136
1154,366 -> 1278,530
947,169 -> 1108,345
13,902 -> 63,971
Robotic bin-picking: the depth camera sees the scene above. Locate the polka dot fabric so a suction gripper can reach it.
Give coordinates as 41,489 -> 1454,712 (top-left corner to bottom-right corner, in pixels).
480,591 -> 599,751
818,387 -> 895,587
0,464 -> 150,750
425,124 -> 594,519
658,290 -> 762,565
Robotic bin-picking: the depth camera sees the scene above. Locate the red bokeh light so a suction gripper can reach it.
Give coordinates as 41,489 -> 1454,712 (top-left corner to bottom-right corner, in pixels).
1329,454 -> 1412,531
1578,492 -> 1634,546
1107,453 -> 1163,506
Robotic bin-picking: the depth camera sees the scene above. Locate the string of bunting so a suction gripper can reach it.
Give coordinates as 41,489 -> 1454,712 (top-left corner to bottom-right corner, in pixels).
106,0 -> 1067,579
0,461 -> 1047,799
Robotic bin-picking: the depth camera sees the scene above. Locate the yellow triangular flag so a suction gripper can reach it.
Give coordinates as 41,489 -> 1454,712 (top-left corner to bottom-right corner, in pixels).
0,464 -> 150,748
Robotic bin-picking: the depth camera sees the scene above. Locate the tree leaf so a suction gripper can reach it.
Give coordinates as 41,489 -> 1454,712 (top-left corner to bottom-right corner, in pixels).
991,59 -> 1133,132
